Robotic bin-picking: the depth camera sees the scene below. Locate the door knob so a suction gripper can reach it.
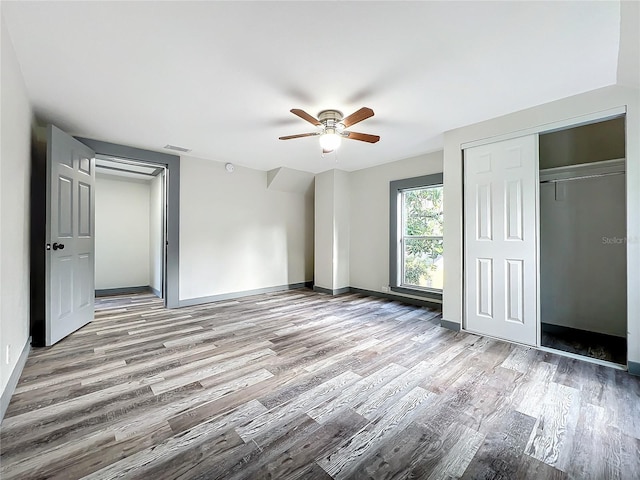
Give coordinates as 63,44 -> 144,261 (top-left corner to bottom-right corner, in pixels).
52,242 -> 65,251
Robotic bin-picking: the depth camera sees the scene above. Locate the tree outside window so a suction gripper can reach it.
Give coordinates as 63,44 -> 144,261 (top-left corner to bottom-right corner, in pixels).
402,186 -> 443,290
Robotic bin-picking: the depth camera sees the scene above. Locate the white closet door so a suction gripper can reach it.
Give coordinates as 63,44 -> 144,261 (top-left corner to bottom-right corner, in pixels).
464,135 -> 538,346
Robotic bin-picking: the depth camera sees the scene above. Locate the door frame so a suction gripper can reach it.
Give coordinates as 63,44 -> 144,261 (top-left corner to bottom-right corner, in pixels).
94,155 -> 168,301
76,138 -> 181,308
461,106 -> 628,362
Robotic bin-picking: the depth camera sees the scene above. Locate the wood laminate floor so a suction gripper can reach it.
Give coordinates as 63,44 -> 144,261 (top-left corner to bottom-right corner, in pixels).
1,290 -> 639,479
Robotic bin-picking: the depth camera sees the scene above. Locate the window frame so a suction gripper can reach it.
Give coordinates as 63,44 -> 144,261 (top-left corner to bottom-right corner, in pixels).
389,173 -> 443,300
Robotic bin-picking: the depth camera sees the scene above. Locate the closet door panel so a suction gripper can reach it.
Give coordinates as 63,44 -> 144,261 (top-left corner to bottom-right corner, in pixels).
476,258 -> 494,318
476,183 -> 493,240
464,135 -> 538,346
505,259 -> 524,324
505,180 -> 524,241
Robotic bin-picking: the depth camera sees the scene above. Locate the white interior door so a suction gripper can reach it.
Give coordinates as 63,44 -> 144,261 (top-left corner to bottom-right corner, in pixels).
464,135 -> 538,346
46,125 -> 96,345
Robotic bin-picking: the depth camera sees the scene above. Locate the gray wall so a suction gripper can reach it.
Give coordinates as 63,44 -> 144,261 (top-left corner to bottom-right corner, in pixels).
540,173 -> 626,337
539,117 -> 625,169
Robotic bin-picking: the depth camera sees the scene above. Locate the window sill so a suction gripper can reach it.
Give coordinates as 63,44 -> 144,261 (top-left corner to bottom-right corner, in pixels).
390,286 -> 442,301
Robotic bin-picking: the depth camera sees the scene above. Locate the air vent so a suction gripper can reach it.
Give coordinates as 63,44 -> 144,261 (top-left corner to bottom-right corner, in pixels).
164,144 -> 191,153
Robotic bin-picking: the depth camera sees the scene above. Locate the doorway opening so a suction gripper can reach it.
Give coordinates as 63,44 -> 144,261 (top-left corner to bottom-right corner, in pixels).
76,136 -> 180,308
539,116 -> 627,366
94,155 -> 167,302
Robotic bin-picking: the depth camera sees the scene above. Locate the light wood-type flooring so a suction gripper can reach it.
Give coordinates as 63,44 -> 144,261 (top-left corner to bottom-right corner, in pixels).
1,290 -> 639,479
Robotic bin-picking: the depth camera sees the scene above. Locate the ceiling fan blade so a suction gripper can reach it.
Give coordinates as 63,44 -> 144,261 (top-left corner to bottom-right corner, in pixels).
344,131 -> 380,143
341,107 -> 374,128
290,109 -> 321,126
279,132 -> 319,140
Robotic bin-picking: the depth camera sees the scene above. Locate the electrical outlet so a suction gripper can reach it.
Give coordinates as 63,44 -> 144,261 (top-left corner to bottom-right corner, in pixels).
5,345 -> 10,365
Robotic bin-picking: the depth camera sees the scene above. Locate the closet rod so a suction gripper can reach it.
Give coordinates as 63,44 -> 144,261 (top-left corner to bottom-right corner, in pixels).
539,171 -> 625,184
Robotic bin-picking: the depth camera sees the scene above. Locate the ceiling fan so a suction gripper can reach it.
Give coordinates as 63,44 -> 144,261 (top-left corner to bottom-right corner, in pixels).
279,107 -> 380,153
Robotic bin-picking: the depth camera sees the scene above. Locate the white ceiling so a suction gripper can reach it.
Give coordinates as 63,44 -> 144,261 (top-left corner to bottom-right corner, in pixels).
1,1 -> 622,173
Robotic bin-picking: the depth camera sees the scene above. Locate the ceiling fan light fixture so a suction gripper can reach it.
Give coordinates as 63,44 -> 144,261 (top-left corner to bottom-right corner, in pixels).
319,132 -> 341,152
280,107 -> 378,152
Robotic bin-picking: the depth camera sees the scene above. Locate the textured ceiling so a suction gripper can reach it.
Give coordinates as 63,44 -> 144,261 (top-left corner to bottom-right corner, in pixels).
1,1 -> 621,173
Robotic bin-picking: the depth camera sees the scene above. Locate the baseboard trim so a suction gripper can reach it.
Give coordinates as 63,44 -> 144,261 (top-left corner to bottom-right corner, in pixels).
95,286 -> 151,297
149,287 -> 162,298
313,286 -> 350,295
179,283 -> 444,310
629,361 -> 640,376
349,287 -> 442,310
178,282 -> 312,307
440,319 -> 461,331
1,336 -> 31,423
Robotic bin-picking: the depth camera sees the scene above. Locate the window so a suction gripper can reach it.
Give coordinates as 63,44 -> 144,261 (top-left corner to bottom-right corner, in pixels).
390,174 -> 443,299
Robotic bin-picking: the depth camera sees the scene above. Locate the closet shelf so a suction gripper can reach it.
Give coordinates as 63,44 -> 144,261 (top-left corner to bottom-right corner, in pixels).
539,157 -> 625,183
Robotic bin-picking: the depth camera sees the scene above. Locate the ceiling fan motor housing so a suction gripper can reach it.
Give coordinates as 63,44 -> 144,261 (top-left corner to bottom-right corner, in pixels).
318,110 -> 344,134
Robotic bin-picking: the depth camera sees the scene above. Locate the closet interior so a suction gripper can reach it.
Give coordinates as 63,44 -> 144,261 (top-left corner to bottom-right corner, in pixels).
539,117 -> 627,365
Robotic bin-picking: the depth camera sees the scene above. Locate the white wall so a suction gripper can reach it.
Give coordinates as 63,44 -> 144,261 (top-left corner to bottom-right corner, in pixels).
443,85 -> 640,364
617,0 -> 639,88
149,172 -> 163,295
314,169 -> 350,292
179,156 -> 313,301
95,174 -> 151,289
334,170 -> 350,290
0,18 -> 32,397
349,152 -> 444,299
314,170 -> 335,291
